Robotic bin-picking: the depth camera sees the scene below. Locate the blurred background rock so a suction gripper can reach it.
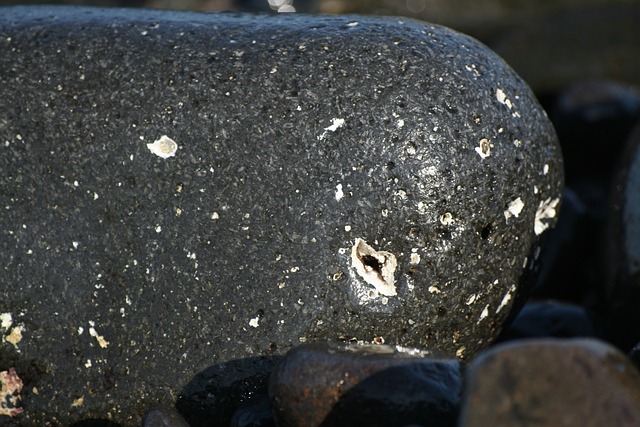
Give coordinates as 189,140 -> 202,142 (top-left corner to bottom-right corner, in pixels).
1,0 -> 639,96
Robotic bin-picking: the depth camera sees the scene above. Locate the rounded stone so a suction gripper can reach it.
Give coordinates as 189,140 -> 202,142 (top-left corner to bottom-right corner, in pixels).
497,301 -> 596,342
268,342 -> 462,427
141,406 -> 190,427
458,338 -> 640,426
0,6 -> 562,424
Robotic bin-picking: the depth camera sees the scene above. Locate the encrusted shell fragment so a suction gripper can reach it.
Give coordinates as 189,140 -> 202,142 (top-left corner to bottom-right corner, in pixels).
351,238 -> 397,296
147,135 -> 178,159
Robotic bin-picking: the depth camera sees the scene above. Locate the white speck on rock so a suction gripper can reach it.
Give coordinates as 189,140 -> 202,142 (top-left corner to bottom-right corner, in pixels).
478,304 -> 489,323
347,21 -> 359,27
496,285 -> 516,313
89,326 -> 109,348
440,212 -> 454,226
534,197 -> 560,235
428,286 -> 442,294
5,324 -> 23,349
394,189 -> 407,199
543,164 -> 550,175
249,317 -> 259,328
475,138 -> 491,159
1,313 -> 24,350
410,252 -> 421,265
317,118 -> 345,141
504,197 -> 525,220
397,119 -> 405,128
496,88 -> 513,109
0,313 -> 12,330
351,238 -> 397,296
465,64 -> 480,76
147,135 -> 178,159
335,183 -> 344,201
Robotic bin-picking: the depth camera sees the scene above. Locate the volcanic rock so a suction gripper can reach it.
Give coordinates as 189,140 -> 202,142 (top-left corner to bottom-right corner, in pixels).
0,6 -> 562,425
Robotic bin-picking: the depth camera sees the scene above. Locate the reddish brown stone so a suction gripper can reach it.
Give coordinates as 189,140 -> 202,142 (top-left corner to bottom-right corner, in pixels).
268,342 -> 462,427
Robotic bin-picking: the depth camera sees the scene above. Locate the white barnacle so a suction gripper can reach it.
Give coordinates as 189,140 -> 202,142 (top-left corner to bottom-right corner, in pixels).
504,197 -> 525,220
534,197 -> 560,235
351,238 -> 397,296
475,138 -> 492,159
147,135 -> 178,159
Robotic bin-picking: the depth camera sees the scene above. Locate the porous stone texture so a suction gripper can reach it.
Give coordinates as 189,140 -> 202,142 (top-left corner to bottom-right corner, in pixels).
0,6 -> 562,425
607,120 -> 640,351
268,342 -> 462,427
458,338 -> 640,427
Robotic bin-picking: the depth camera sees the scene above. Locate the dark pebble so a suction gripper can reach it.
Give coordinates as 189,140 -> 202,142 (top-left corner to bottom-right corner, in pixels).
458,338 -> 640,426
498,300 -> 597,342
0,6 -> 561,424
268,342 -> 462,427
142,406 -> 190,427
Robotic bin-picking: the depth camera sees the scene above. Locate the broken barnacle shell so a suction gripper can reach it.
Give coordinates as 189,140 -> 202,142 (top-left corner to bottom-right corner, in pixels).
351,238 -> 397,296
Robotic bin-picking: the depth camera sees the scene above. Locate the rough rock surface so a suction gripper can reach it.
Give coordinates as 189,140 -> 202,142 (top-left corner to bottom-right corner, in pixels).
458,338 -> 640,427
268,342 -> 462,427
0,6 -> 562,425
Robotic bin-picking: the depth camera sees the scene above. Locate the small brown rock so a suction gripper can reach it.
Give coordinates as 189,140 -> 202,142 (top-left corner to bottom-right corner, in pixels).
458,338 -> 640,427
269,341 -> 462,427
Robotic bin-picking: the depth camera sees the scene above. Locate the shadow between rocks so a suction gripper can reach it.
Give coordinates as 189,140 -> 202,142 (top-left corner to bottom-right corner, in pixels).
176,355 -> 279,427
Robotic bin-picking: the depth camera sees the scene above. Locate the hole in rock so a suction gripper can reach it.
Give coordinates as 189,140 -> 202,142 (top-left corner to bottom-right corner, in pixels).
351,238 -> 397,297
480,224 -> 493,240
361,255 -> 383,274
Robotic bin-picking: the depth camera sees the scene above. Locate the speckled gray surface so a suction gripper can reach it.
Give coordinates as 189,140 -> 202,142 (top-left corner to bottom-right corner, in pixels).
0,6 -> 562,425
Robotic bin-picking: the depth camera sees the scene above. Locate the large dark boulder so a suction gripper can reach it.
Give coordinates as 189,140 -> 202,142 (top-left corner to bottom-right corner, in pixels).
0,6 -> 562,425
